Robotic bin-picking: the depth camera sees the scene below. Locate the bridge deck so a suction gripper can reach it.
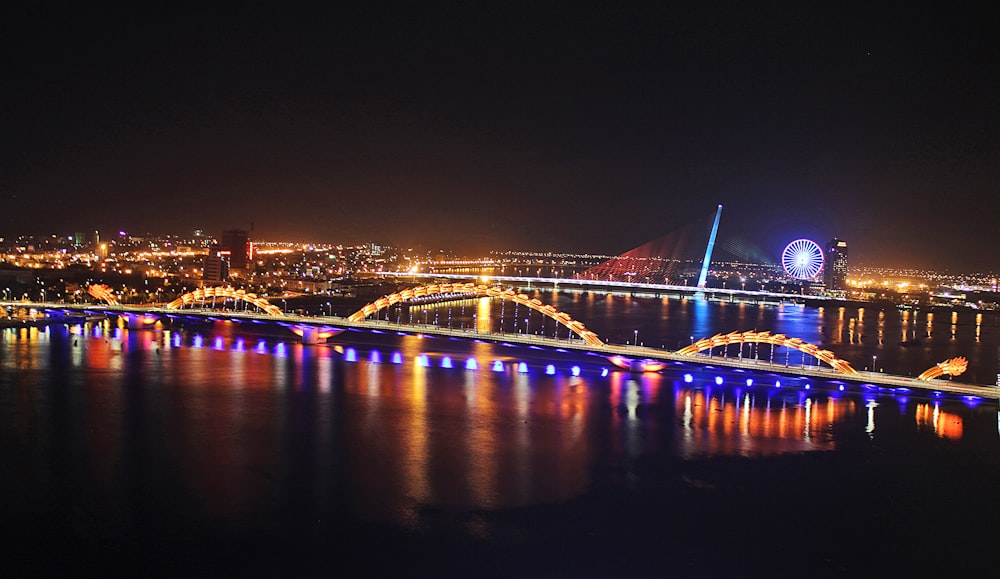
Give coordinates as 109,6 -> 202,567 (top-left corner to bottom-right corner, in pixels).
9,301 -> 998,399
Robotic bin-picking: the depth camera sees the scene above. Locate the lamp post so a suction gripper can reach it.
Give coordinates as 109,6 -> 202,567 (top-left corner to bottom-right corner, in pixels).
872,354 -> 877,372
634,329 -> 638,347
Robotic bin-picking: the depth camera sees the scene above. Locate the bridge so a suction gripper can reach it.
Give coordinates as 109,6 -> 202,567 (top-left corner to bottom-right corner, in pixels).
371,271 -> 829,305
3,281 -> 995,399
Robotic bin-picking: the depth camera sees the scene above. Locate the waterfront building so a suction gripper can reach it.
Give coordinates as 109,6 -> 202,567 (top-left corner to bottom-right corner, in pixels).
825,238 -> 848,291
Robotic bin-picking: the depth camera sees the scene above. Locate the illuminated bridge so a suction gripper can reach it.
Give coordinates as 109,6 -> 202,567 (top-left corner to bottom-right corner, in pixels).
3,282 -> 995,399
373,271 -> 831,305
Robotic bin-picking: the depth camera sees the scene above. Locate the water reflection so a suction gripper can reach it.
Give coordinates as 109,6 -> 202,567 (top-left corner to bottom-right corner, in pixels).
3,320 -> 1000,536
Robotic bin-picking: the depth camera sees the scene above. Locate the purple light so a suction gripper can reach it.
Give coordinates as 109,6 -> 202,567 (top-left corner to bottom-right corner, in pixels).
572,365 -> 581,377
600,368 -> 608,377
517,362 -> 528,373
234,338 -> 245,351
214,337 -> 224,350
275,343 -> 287,357
839,384 -> 845,391
441,356 -> 454,369
193,335 -> 203,348
173,334 -> 182,347
545,364 -> 555,375
344,347 -> 357,362
775,380 -> 781,388
805,384 -> 811,390
492,360 -> 504,372
391,352 -> 403,364
715,376 -> 723,385
684,373 -> 693,383
416,354 -> 430,367
369,350 -> 382,363
256,340 -> 267,354
465,358 -> 479,371
746,378 -> 753,386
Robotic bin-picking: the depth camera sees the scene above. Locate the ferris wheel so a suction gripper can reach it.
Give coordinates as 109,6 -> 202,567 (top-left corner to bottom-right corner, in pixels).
781,239 -> 825,280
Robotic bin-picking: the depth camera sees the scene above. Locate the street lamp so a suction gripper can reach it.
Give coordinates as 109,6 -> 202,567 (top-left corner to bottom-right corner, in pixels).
634,329 -> 638,346
872,354 -> 877,372
326,301 -> 331,316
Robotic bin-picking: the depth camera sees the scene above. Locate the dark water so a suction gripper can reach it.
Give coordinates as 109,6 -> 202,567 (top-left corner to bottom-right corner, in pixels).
3,297 -> 1000,577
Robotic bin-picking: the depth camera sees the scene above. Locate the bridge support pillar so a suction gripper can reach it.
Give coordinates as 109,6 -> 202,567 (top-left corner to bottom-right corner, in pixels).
299,327 -> 320,345
124,314 -> 155,329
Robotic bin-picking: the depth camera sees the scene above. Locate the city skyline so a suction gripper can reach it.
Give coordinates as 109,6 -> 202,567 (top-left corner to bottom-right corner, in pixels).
5,4 -> 999,271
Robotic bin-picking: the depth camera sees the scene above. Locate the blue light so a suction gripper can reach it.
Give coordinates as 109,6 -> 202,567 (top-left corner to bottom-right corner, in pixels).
193,335 -> 203,348
417,354 -> 430,367
391,352 -> 403,364
572,365 -> 581,377
275,343 -> 287,357
775,380 -> 781,388
173,334 -> 182,347
344,347 -> 357,362
214,337 -> 224,350
839,384 -> 845,391
683,373 -> 693,383
517,362 -> 528,373
492,360 -> 504,372
369,350 -> 382,363
441,356 -> 453,369
256,340 -> 267,354
465,358 -> 479,371
600,368 -> 608,377
234,338 -> 244,351
545,364 -> 555,375
714,376 -> 723,385
805,384 -> 811,390
746,378 -> 753,387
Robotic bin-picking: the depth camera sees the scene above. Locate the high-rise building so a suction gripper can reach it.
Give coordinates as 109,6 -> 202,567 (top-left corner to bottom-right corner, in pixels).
220,229 -> 252,275
824,238 -> 848,291
203,245 -> 229,284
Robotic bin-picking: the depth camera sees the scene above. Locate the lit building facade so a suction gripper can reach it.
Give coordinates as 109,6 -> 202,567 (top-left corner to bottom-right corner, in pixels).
825,238 -> 848,291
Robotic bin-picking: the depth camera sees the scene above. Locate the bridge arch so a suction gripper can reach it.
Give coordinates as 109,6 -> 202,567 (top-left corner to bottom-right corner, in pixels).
348,283 -> 604,346
87,284 -> 119,305
165,286 -> 283,316
676,330 -> 858,375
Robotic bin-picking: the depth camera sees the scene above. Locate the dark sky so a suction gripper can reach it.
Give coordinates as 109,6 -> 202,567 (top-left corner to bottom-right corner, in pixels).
4,3 -> 999,270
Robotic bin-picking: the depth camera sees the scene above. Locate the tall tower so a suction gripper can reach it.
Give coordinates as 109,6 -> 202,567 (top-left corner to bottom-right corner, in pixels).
824,238 -> 848,291
220,229 -> 251,276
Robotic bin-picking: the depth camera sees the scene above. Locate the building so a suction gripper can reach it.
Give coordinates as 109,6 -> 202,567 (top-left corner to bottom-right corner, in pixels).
825,238 -> 848,291
203,245 -> 229,284
220,229 -> 252,276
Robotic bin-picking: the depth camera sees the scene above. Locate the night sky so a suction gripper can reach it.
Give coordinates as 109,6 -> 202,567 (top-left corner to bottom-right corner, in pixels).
4,3 -> 999,270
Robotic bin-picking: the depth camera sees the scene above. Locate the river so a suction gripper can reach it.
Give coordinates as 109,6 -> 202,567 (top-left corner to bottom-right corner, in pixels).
3,295 -> 999,576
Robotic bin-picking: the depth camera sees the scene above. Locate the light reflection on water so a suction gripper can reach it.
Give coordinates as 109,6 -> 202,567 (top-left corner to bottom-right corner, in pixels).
2,315 -> 1000,533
